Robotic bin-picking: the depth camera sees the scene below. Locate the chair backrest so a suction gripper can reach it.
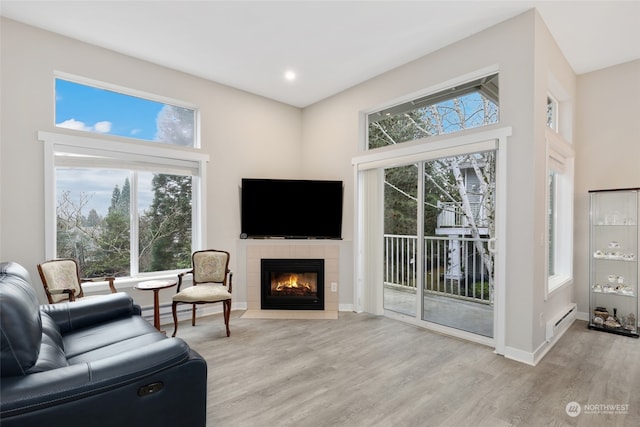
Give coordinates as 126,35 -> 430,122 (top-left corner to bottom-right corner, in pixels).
37,259 -> 83,303
192,250 -> 230,285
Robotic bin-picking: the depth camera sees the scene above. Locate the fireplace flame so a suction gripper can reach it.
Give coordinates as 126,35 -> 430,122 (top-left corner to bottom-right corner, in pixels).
274,274 -> 312,292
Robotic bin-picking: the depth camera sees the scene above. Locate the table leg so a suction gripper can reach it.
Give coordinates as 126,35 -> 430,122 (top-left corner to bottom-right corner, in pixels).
153,289 -> 161,331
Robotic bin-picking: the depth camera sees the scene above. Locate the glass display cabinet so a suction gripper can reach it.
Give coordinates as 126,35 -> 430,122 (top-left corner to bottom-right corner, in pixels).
589,188 -> 639,337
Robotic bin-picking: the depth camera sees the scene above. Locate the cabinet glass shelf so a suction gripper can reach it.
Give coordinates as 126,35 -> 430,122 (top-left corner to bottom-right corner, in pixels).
588,188 -> 639,338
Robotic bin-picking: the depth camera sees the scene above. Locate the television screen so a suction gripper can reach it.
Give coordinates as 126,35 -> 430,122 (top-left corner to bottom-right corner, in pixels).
241,178 -> 343,239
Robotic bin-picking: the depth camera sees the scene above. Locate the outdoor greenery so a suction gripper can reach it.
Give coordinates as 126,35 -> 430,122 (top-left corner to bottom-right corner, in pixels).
57,174 -> 192,278
370,92 -> 498,237
55,104 -> 195,278
373,88 -> 498,298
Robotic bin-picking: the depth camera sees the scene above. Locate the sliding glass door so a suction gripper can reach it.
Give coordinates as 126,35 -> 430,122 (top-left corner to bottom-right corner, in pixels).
421,151 -> 495,337
383,164 -> 419,317
382,150 -> 496,338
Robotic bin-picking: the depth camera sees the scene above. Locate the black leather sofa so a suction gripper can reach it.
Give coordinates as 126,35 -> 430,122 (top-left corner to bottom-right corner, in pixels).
0,262 -> 207,427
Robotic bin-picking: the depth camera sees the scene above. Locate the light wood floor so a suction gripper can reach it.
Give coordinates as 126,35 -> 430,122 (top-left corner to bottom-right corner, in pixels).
174,311 -> 640,427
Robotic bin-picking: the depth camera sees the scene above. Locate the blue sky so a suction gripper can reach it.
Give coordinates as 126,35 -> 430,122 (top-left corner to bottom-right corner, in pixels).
55,79 -> 163,216
55,78 -> 163,140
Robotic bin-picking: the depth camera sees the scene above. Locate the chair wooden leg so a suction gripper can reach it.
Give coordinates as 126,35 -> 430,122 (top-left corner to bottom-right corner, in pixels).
191,304 -> 197,326
224,299 -> 231,337
171,301 -> 179,337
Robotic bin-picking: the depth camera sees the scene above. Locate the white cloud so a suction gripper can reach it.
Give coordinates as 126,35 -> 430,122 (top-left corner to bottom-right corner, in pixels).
94,121 -> 112,133
57,118 -> 91,131
130,128 -> 142,135
56,118 -> 113,134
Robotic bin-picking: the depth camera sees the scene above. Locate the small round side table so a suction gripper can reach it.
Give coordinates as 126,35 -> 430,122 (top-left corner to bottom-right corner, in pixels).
135,279 -> 177,333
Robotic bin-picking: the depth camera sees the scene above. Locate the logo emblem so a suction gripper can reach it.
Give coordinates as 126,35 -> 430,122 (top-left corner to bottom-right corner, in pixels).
565,401 -> 581,417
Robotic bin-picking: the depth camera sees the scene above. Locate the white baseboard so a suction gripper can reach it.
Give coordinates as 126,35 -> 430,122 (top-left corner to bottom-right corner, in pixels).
339,303 -> 355,312
576,311 -> 589,322
504,316 -> 577,366
503,346 -> 536,366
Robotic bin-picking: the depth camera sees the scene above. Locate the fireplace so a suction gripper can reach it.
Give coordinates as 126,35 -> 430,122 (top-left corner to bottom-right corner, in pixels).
261,258 -> 324,310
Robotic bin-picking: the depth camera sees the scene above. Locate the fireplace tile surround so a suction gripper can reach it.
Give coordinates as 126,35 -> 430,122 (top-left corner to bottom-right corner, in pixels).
243,241 -> 339,319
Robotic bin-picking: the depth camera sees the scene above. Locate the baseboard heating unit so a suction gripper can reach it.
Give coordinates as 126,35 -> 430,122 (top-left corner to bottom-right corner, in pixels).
546,303 -> 577,342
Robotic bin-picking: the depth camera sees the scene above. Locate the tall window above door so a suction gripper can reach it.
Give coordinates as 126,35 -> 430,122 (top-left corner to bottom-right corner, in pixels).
367,74 -> 499,150
55,76 -> 197,147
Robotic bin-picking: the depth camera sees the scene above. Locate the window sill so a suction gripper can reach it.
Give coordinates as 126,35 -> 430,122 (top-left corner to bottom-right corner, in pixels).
547,274 -> 572,298
82,270 -> 190,292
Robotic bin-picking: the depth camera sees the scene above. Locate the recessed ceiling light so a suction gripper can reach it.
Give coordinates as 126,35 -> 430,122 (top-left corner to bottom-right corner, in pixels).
284,70 -> 296,81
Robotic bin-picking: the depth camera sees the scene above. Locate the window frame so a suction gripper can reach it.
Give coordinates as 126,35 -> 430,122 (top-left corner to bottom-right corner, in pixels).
366,72 -> 499,150
40,131 -> 209,281
545,127 -> 574,296
547,94 -> 559,132
54,71 -> 200,148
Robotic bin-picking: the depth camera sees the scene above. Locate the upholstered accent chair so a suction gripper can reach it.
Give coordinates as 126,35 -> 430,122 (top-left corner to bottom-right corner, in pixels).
37,258 -> 117,304
171,249 -> 232,337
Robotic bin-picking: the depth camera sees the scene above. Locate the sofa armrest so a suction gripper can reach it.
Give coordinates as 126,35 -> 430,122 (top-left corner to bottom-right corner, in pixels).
40,292 -> 141,333
0,338 -> 201,418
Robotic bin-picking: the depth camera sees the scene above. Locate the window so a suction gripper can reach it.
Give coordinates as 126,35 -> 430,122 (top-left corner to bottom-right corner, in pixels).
547,95 -> 558,132
546,130 -> 574,294
56,168 -> 194,276
44,77 -> 206,278
55,76 -> 197,147
545,85 -> 574,295
367,74 -> 499,149
548,170 -> 557,277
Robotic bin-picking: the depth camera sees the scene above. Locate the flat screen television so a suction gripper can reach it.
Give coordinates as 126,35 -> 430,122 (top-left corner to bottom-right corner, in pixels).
241,178 -> 343,239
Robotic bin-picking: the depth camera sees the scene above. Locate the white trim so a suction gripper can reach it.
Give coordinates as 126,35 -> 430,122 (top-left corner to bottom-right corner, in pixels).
504,346 -> 536,366
40,130 -> 209,270
38,131 -> 208,164
386,310 -> 495,348
362,65 -> 500,116
43,140 -> 57,258
54,71 -> 199,110
53,72 -> 200,148
493,132 -> 509,356
544,128 -> 574,298
353,126 -> 512,353
339,304 -> 355,312
353,126 -> 510,171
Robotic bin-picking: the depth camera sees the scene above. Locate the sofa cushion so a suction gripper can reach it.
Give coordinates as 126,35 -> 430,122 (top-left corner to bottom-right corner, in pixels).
26,313 -> 69,374
67,332 -> 166,365
62,315 -> 164,361
0,262 -> 42,377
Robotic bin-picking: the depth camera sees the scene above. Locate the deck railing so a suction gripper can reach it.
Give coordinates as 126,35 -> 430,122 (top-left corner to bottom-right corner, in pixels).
384,234 -> 492,304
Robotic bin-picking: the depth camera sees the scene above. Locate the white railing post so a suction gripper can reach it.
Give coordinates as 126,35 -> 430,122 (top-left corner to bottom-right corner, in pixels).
384,234 -> 491,304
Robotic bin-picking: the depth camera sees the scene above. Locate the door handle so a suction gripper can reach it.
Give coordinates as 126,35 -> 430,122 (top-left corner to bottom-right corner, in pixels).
488,237 -> 497,254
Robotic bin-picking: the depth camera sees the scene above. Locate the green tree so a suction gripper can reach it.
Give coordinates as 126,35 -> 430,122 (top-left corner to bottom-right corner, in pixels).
373,90 -> 498,297
141,174 -> 192,272
85,209 -> 101,227
90,180 -> 131,276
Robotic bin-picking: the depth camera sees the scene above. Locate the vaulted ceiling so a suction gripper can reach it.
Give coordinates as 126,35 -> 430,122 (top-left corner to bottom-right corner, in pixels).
2,1 -> 638,107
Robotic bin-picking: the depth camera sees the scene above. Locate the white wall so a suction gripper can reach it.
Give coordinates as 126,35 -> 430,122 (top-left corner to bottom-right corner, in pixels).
0,18 -> 302,306
3,12 -> 635,361
529,11 -> 577,361
302,10 -> 593,361
574,60 -> 640,320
